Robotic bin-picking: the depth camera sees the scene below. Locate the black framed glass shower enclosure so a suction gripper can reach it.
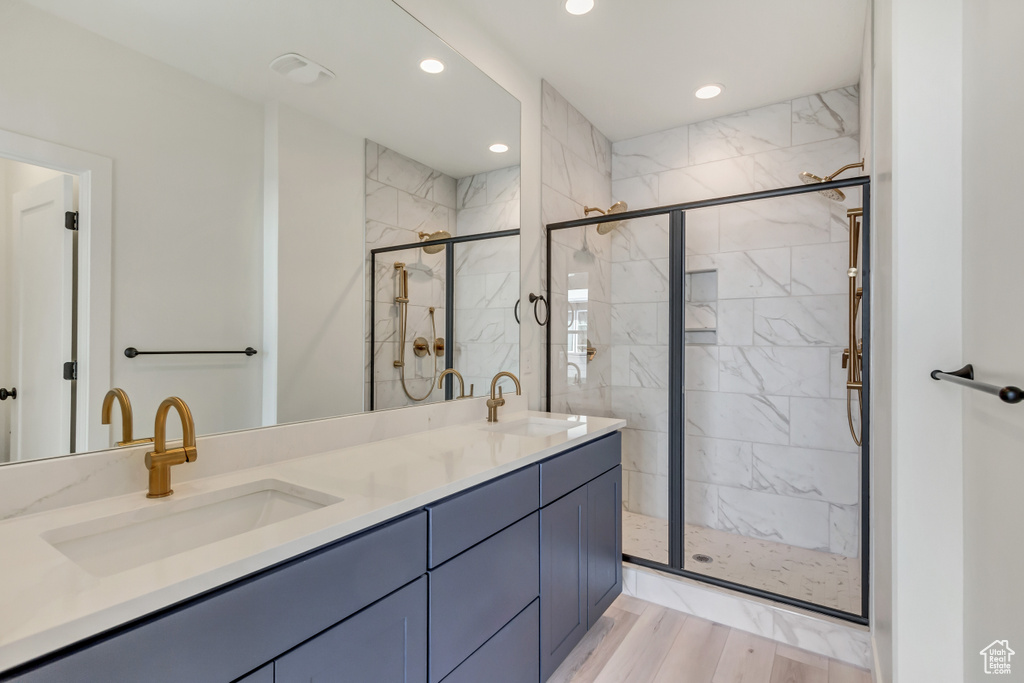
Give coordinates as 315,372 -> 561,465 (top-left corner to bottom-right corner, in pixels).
545,177 -> 870,624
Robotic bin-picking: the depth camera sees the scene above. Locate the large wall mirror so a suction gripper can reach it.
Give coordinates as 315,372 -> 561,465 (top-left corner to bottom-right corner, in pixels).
0,0 -> 521,464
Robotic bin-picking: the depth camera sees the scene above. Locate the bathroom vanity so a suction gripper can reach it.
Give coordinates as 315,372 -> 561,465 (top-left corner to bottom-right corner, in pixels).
0,413 -> 623,683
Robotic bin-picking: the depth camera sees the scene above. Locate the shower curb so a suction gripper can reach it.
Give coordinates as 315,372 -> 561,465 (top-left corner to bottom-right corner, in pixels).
623,562 -> 872,670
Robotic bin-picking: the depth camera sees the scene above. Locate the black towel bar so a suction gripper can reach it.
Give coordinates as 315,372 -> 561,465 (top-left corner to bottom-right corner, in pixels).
930,364 -> 1023,404
125,347 -> 258,358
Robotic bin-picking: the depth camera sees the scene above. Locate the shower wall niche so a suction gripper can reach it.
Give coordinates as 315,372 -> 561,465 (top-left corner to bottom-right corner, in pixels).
365,141 -> 520,410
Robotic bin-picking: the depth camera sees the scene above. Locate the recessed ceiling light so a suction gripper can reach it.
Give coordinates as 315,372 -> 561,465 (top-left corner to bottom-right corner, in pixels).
419,58 -> 445,74
694,84 -> 724,100
489,143 -> 509,153
565,0 -> 594,15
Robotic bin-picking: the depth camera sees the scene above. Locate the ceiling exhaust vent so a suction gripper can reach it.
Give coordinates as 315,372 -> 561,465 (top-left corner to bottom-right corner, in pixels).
269,53 -> 335,86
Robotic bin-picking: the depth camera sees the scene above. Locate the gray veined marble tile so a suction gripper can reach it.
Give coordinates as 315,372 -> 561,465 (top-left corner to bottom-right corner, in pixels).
378,146 -> 452,203
752,136 -> 861,191
541,80 -> 569,145
629,472 -> 669,519
685,391 -> 789,445
685,302 -> 718,330
659,156 -> 756,206
791,242 -> 849,296
542,131 -> 572,199
455,309 -> 507,345
365,179 -> 399,226
719,346 -> 831,398
689,102 -> 793,166
542,186 -> 584,227
718,196 -> 831,253
685,481 -> 719,528
611,303 -> 659,345
612,125 -> 689,180
716,299 -> 754,346
611,386 -> 668,432
629,345 -> 669,389
685,207 -> 720,255
790,397 -> 861,453
621,427 -> 668,476
752,444 -> 859,505
365,140 -> 379,180
397,191 -> 449,234
457,173 -> 487,209
456,200 -> 520,236
594,126 -> 612,177
685,437 -> 753,488
365,220 -> 419,252
610,215 -> 668,263
717,486 -> 831,551
792,86 -> 860,146
715,248 -> 791,299
568,103 -> 598,167
610,259 -> 670,303
829,504 -> 860,557
612,174 -> 658,211
753,295 -> 846,347
564,147 -> 611,209
486,165 -> 521,204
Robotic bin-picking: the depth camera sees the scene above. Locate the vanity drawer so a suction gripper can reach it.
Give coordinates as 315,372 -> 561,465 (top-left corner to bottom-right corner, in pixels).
8,511 -> 427,683
440,599 -> 539,683
540,431 -> 621,506
427,464 -> 539,567
429,511 -> 540,683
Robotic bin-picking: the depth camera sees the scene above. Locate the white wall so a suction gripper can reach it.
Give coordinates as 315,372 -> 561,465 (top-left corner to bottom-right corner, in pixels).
871,0 -> 965,681
962,1 -> 1024,679
272,105 -> 366,424
0,1 -> 265,446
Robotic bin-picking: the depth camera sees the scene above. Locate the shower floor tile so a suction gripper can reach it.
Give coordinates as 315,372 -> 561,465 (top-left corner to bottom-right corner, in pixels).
622,510 -> 862,614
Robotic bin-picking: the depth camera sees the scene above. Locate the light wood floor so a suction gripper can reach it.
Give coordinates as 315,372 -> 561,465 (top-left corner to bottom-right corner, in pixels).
549,594 -> 872,683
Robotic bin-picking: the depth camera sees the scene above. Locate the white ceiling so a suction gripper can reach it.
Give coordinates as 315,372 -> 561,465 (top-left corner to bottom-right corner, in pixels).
19,0 -> 521,178
441,0 -> 869,141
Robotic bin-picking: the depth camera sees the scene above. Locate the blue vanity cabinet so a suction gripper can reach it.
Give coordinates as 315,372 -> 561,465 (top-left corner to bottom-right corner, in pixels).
234,664 -> 273,683
586,466 -> 623,629
540,484 -> 589,681
274,576 -> 427,683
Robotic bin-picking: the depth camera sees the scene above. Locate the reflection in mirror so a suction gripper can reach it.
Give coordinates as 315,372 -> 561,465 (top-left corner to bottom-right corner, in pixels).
0,0 -> 520,464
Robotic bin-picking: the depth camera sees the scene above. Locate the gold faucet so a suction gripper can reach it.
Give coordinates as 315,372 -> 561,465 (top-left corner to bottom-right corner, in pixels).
101,388 -> 154,447
486,371 -> 522,422
144,397 -> 198,498
438,368 -> 474,400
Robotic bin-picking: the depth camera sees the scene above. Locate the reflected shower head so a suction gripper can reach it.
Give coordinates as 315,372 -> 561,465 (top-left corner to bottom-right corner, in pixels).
584,201 -> 629,235
418,230 -> 451,254
798,160 -> 865,202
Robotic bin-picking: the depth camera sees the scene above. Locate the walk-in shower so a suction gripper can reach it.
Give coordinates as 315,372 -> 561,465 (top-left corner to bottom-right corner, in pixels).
546,174 -> 871,623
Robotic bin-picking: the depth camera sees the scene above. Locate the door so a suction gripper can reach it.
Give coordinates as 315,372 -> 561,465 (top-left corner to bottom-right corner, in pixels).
540,485 -> 588,681
11,175 -> 74,461
587,466 -> 622,628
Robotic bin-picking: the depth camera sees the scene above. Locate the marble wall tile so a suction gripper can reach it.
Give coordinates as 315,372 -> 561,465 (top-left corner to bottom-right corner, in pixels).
365,140 -> 379,180
752,136 -> 861,191
542,80 -> 569,145
689,102 -> 792,166
688,269 -> 718,302
565,147 -> 612,208
455,309 -> 507,345
629,472 -> 669,519
610,259 -> 670,303
686,436 -> 754,488
456,200 -> 520,236
715,299 -> 754,346
542,187 -> 584,228
397,190 -> 450,234
486,166 -> 521,204
791,243 -> 849,296
715,248 -> 791,299
686,481 -> 719,528
685,345 -> 719,392
611,303 -> 659,345
611,216 -> 668,263
378,146 -> 455,207
657,301 -> 671,345
686,391 -> 789,445
685,302 -> 717,330
629,345 -> 669,389
453,235 -> 520,277
752,444 -> 859,505
792,86 -> 860,146
717,487 -> 831,551
610,346 -> 630,386
365,220 -> 419,252
829,504 -> 860,557
659,156 -> 755,205
772,608 -> 872,668
611,386 -> 668,432
542,131 -> 572,199
612,125 -> 689,180
457,173 -> 487,209
790,398 -> 861,453
612,174 -> 659,211
719,346 -> 831,398
622,427 -> 668,476
753,295 -> 846,347
568,103 -> 599,167
718,196 -> 831,253
366,179 -> 399,226
685,208 -> 720,255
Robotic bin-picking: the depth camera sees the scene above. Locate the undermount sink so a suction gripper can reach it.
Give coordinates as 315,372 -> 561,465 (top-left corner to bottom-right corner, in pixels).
42,479 -> 341,576
480,417 -> 585,438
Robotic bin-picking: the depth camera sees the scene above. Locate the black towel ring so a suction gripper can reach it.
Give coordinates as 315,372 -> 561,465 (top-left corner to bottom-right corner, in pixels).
514,299 -> 521,325
529,293 -> 549,326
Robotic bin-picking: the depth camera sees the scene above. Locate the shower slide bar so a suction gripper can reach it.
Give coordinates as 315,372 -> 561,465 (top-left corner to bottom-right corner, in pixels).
931,364 -> 1024,403
124,347 -> 258,358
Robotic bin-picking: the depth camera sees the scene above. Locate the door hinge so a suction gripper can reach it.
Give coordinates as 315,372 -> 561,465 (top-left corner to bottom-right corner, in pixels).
65,211 -> 79,231
63,361 -> 77,381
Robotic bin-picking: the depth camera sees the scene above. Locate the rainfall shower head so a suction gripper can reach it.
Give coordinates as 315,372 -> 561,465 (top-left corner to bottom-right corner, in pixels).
798,160 -> 865,202
584,201 -> 629,235
418,230 -> 451,254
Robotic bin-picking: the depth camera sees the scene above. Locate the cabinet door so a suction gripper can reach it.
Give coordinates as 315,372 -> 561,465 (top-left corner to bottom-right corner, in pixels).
233,663 -> 273,683
540,485 -> 588,681
587,466 -> 622,629
275,576 -> 427,683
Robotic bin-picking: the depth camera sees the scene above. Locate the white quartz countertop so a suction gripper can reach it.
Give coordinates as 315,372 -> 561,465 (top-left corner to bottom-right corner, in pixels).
0,410 -> 624,672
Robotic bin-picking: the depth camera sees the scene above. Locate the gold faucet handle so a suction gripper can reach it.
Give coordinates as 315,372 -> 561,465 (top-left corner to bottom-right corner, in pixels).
466,383 -> 474,398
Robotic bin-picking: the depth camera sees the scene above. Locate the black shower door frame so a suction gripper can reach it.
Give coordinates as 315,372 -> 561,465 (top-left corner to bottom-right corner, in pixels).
545,176 -> 871,625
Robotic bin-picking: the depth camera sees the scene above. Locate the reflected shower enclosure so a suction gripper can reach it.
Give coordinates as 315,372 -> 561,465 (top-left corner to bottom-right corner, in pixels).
545,175 -> 870,623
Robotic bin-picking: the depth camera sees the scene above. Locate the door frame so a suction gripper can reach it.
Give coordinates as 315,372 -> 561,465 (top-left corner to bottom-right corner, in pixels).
0,129 -> 112,454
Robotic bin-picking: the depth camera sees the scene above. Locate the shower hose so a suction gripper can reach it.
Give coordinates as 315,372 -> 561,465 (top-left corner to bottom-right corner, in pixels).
395,264 -> 438,402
